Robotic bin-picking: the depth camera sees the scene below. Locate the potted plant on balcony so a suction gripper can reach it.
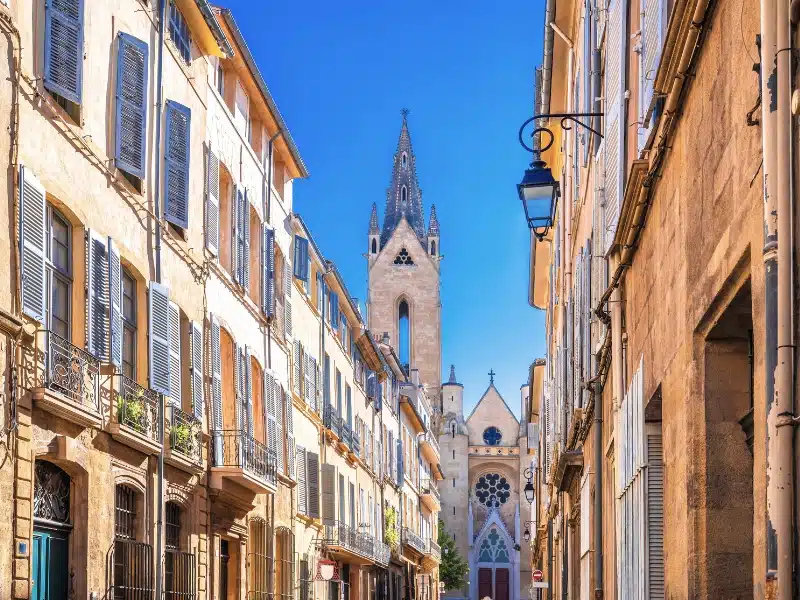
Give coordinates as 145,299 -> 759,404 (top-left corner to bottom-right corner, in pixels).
172,421 -> 193,455
385,506 -> 400,553
117,388 -> 146,433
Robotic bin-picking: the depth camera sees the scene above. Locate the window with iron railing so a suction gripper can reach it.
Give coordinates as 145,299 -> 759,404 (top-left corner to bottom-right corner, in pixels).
165,502 -> 196,600
121,268 -> 137,379
46,205 -> 71,340
276,527 -> 295,600
248,517 -> 270,599
113,485 -> 154,600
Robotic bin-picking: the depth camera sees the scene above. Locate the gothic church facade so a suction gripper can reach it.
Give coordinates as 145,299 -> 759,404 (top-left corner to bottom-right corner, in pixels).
366,114 -> 531,600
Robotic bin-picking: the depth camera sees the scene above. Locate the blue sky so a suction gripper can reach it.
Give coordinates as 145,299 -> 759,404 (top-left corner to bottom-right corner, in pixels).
223,0 -> 546,417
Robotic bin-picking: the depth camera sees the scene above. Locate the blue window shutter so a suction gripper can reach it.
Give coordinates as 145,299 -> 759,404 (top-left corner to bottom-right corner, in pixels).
190,320 -> 204,422
330,292 -> 339,329
293,236 -> 310,282
397,439 -> 404,484
263,225 -> 275,316
108,237 -> 123,367
148,281 -> 171,395
164,100 -> 191,228
19,166 -> 47,322
44,0 -> 84,103
115,33 -> 149,179
86,230 -> 109,360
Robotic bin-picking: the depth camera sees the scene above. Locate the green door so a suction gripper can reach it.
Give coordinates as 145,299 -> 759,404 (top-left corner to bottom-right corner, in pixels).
32,527 -> 69,600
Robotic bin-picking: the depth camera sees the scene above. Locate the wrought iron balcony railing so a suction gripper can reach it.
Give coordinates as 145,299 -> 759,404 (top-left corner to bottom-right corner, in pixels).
42,330 -> 101,412
427,539 -> 441,561
351,429 -> 361,455
323,521 -> 386,563
211,430 -> 277,486
341,422 -> 352,450
323,403 -> 341,437
167,405 -> 202,464
374,541 -> 391,566
420,479 -> 440,501
115,375 -> 160,442
402,527 -> 426,554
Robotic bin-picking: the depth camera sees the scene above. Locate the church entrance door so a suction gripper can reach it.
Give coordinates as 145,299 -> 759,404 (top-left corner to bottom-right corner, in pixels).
494,569 -> 509,600
478,568 -> 492,599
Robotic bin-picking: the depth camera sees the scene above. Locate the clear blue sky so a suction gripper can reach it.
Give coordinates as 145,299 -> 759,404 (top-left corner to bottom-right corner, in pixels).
222,0 -> 546,417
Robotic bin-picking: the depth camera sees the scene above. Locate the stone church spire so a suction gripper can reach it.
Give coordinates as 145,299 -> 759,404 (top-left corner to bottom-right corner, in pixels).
381,110 -> 426,246
427,204 -> 440,237
369,202 -> 380,234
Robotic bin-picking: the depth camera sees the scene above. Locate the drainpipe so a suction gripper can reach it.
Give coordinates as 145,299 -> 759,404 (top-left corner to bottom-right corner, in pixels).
541,0 -> 555,114
590,0 -> 601,153
770,0 -> 794,595
547,521 -> 553,600
153,0 -> 167,599
759,0 -> 779,581
592,356 -> 603,599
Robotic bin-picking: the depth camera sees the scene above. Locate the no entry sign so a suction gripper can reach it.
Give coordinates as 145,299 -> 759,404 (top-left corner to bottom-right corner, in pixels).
533,570 -> 544,582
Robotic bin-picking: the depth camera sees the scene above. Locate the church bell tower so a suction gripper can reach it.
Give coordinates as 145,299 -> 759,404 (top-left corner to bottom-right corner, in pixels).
366,111 -> 442,398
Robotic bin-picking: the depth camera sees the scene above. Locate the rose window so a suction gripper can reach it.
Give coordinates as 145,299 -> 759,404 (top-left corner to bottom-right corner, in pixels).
475,472 -> 511,507
483,426 -> 502,446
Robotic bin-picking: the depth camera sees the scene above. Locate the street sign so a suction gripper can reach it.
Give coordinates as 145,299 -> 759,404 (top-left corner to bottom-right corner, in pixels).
532,570 -> 543,582
532,582 -> 549,589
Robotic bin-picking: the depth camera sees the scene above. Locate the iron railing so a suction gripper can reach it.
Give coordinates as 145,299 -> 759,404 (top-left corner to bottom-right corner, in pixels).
42,330 -> 101,412
426,539 -> 441,561
115,375 -> 160,442
167,406 -> 202,464
352,428 -> 361,455
211,430 -> 277,486
323,403 -> 341,437
402,527 -> 426,554
165,549 -> 196,600
324,521 -> 383,563
341,422 -> 352,450
112,538 -> 154,599
420,479 -> 440,501
374,541 -> 391,566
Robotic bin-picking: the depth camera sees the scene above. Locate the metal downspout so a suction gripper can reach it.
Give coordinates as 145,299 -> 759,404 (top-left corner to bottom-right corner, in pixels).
541,0 -> 555,114
153,1 -> 167,599
547,520 -> 553,600
771,0 -> 794,594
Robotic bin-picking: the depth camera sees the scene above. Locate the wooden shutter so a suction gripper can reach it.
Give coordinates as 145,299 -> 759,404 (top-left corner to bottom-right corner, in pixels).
284,261 -> 292,338
114,33 -> 148,178
242,190 -> 251,290
275,384 -> 285,473
297,446 -> 307,514
108,237 -> 122,367
245,346 -> 254,439
231,184 -> 240,282
168,301 -> 181,404
206,148 -> 220,255
210,314 -> 223,463
164,100 -> 191,228
148,281 -> 171,395
293,340 -> 302,396
262,225 -> 275,316
320,463 -> 337,523
304,354 -> 314,406
604,0 -> 627,253
190,320 -> 204,421
86,230 -> 109,360
265,372 -> 279,472
19,166 -> 47,322
639,0 -> 665,150
307,452 -> 320,518
397,438 -> 404,484
293,236 -> 309,282
234,344 -> 244,432
646,432 -> 665,599
286,388 -> 295,478
44,0 -> 84,104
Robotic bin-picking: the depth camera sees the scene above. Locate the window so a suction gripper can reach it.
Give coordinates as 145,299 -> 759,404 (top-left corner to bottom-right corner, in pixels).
216,62 -> 225,97
122,269 -> 137,379
402,153 -> 408,168
248,518 -> 269,598
168,1 -> 193,64
235,81 -> 250,141
401,186 -> 407,205
475,473 -> 511,507
398,300 -> 409,368
371,239 -> 377,254
393,248 -> 414,266
483,426 -> 502,446
44,0 -> 84,118
430,240 -> 436,256
276,528 -> 295,600
46,206 -> 71,340
165,502 -> 195,600
336,369 -> 342,415
165,502 -> 181,550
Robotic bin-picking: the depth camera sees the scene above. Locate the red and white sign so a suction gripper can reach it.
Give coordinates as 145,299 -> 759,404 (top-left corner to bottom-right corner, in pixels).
532,570 -> 544,582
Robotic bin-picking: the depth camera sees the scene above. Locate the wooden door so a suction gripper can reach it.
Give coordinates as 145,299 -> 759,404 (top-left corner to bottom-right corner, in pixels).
32,528 -> 69,600
495,569 -> 509,600
478,568 -> 492,600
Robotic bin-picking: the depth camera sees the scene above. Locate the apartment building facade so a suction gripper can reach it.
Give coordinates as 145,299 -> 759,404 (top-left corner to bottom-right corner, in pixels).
524,0 -> 771,596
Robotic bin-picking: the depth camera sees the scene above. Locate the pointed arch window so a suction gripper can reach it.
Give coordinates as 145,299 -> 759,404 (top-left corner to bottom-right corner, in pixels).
478,528 -> 510,563
430,240 -> 436,256
399,300 -> 410,368
371,238 -> 377,254
401,186 -> 408,205
402,153 -> 408,168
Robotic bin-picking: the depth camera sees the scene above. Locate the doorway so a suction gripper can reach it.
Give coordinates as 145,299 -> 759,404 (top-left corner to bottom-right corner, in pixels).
32,461 -> 72,600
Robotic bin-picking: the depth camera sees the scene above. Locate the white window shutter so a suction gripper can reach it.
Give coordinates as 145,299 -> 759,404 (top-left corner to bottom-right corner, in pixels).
234,344 -> 244,432
262,225 -> 275,316
284,261 -> 293,338
307,451 -> 320,518
19,166 -> 47,322
243,190 -> 251,290
293,340 -> 302,396
320,463 -> 337,523
265,372 -> 279,472
304,353 -> 314,406
276,384 -> 285,474
639,0 -> 665,151
286,387 -> 295,478
245,346 -> 254,440
205,148 -> 220,255
210,314 -> 223,463
232,184 -> 240,282
108,237 -> 122,368
168,301 -> 181,404
86,230 -> 109,360
148,281 -> 171,395
190,320 -> 204,422
297,445 -> 307,514
646,431 -> 665,599
604,0 -> 626,253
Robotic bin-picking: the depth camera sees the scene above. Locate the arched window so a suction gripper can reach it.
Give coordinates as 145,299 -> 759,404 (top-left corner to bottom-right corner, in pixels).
114,484 -> 154,597
483,426 -> 502,446
398,300 -> 410,368
249,518 -> 269,598
475,473 -> 511,507
276,527 -> 295,600
430,240 -> 436,256
401,186 -> 407,205
478,528 -> 510,563
33,461 -> 72,600
165,501 -> 196,599
371,238 -> 377,254
402,153 -> 408,168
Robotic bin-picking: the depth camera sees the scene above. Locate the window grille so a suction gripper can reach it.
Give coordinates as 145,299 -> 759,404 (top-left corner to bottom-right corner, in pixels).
248,517 -> 270,599
165,502 -> 181,550
276,527 -> 295,600
115,485 -> 137,539
113,485 -> 154,599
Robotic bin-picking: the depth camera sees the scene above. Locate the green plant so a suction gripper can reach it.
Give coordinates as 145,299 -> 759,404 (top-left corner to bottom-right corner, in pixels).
117,388 -> 145,430
172,422 -> 192,451
438,518 -> 468,591
384,506 -> 400,549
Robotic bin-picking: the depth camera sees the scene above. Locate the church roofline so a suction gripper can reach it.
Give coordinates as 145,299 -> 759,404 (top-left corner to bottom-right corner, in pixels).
465,383 -> 520,426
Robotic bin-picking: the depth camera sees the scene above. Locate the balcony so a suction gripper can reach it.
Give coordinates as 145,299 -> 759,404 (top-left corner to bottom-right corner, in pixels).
323,404 -> 341,439
421,538 -> 441,573
420,430 -> 440,465
419,479 -> 441,511
374,541 -> 390,567
109,375 -> 161,455
351,430 -> 361,456
399,384 -> 427,433
33,331 -> 102,428
165,405 -> 203,474
339,422 -> 352,454
427,539 -> 441,561
210,430 -> 277,494
402,527 -> 426,555
323,521 -> 380,565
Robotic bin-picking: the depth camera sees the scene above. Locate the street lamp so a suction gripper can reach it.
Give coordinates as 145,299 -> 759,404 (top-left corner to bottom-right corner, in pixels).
523,467 -> 535,505
522,520 -> 536,543
517,112 -> 604,240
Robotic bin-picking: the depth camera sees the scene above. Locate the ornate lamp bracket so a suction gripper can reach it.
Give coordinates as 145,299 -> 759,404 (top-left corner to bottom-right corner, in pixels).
518,113 -> 605,154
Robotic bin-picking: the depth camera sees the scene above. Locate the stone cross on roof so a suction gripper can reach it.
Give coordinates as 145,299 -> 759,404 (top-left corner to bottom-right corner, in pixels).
488,369 -> 496,385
